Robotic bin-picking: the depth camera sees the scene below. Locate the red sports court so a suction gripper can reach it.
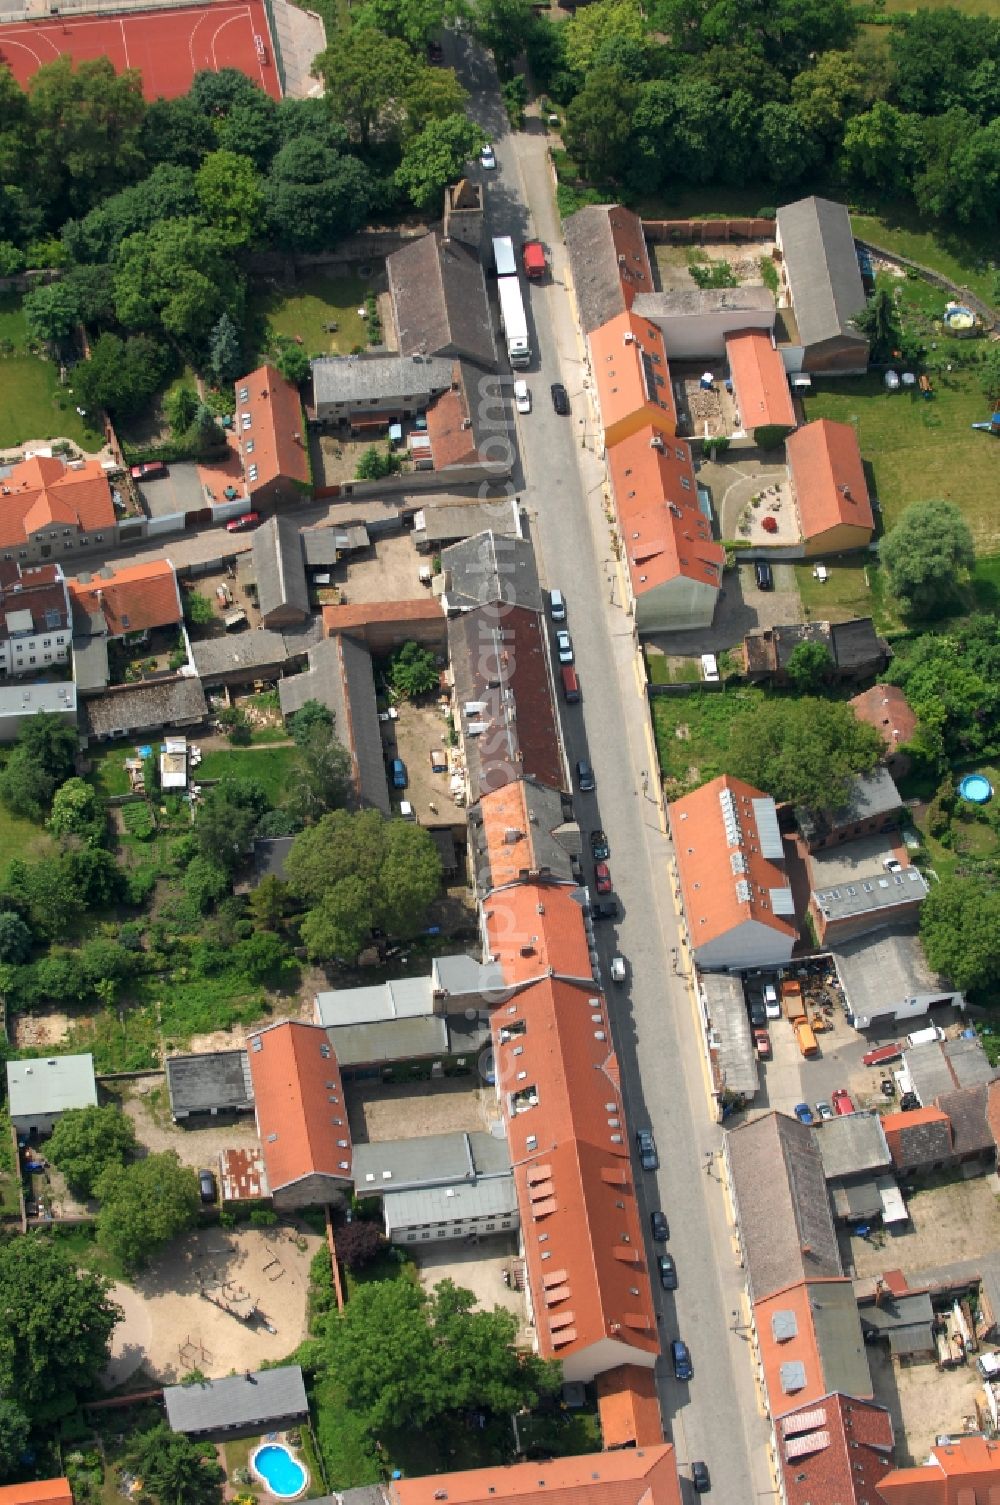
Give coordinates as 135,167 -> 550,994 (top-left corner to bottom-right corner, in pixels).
0,1 -> 282,100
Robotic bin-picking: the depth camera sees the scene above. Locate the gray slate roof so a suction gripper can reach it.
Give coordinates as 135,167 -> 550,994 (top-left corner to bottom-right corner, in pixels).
278,636 -> 389,815
315,975 -> 434,1030
383,1173 -> 517,1233
431,953 -> 509,1006
352,1129 -> 510,1194
775,196 -> 868,351
166,1050 -> 253,1116
937,1084 -> 994,1156
726,1110 -> 841,1301
252,515 -> 310,623
302,523 -> 368,567
906,1037 -> 996,1104
387,232 -> 497,371
832,925 -> 958,1027
563,204 -> 651,335
311,352 -> 454,409
192,630 -> 289,681
163,1365 -> 307,1434
7,1053 -> 96,1118
415,498 -> 521,547
82,676 -> 206,739
815,1111 -> 892,1181
441,532 -> 542,614
797,767 -> 902,847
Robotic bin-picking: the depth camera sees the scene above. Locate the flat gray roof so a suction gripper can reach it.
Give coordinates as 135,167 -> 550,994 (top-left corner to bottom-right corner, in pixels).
702,973 -> 758,1097
0,680 -> 77,716
815,1111 -> 891,1180
432,954 -> 509,1005
312,353 -> 454,407
302,524 -> 368,567
906,1037 -> 995,1104
352,1129 -> 510,1194
7,1053 -> 96,1118
832,926 -> 960,1027
327,1014 -> 448,1067
163,1365 -> 307,1434
808,1278 -> 875,1400
315,976 -> 434,1029
72,632 -> 109,693
383,1173 -> 517,1232
416,499 -> 521,546
814,866 -> 928,923
165,1050 -> 253,1116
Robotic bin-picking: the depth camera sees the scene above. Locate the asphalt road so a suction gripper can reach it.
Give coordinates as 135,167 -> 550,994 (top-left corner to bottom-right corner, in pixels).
451,36 -> 774,1501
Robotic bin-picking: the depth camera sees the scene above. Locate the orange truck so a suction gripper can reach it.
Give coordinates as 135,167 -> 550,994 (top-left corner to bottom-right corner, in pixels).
782,979 -> 806,1024
794,1018 -> 819,1058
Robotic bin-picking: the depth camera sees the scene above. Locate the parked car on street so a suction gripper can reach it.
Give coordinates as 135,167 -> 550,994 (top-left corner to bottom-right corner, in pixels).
550,382 -> 570,415
671,1339 -> 693,1381
691,1462 -> 711,1494
198,1168 -> 217,1204
594,861 -> 612,894
513,378 -> 531,414
590,829 -> 610,860
658,1254 -> 678,1291
556,630 -> 574,664
591,898 -> 617,920
763,983 -> 781,1019
575,758 -> 595,792
610,955 -> 626,984
636,1127 -> 659,1171
753,1028 -> 772,1060
480,143 -> 496,169
650,1210 -> 669,1242
226,510 -> 261,533
390,757 -> 408,789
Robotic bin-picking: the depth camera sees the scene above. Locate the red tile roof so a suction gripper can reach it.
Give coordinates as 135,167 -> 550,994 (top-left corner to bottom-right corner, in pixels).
590,313 -> 674,442
493,972 -> 658,1374
668,774 -> 796,954
246,1021 -> 352,1193
781,1394 -> 894,1505
68,559 -> 181,637
878,1437 -> 1000,1504
787,419 -> 874,543
484,881 -> 593,987
881,1105 -> 950,1169
849,685 -> 918,758
426,366 -> 477,470
322,599 -> 444,635
235,365 -> 309,495
725,329 -> 796,431
0,564 -> 69,641
605,207 -> 654,311
0,1483 -> 73,1505
596,1364 -> 663,1448
0,455 -> 115,548
391,1444 -> 682,1505
607,427 -> 723,598
476,782 -> 572,892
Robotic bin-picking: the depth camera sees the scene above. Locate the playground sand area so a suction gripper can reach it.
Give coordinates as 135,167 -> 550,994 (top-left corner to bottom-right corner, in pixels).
105,1224 -> 323,1386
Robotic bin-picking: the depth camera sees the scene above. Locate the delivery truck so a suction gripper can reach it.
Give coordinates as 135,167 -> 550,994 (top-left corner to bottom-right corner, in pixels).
522,240 -> 546,280
497,273 -> 530,368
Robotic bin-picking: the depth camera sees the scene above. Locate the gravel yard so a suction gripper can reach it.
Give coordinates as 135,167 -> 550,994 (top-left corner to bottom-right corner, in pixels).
346,1076 -> 497,1144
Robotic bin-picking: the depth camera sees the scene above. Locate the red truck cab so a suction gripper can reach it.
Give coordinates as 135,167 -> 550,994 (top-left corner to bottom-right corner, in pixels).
522,240 -> 546,280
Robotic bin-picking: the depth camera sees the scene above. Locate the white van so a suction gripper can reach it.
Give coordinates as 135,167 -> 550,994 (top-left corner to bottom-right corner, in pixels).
906,1024 -> 945,1048
549,589 -> 566,622
700,653 -> 720,683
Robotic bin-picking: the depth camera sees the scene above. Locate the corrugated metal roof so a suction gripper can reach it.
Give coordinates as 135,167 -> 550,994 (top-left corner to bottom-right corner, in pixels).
752,797 -> 784,859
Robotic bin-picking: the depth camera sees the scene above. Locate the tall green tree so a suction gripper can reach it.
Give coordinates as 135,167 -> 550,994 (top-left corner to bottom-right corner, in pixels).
0,712 -> 78,820
47,1103 -> 137,1198
388,641 -> 440,699
879,499 -> 975,616
95,1151 -> 200,1271
0,1398 -> 30,1482
288,726 -> 354,824
0,911 -> 32,964
727,696 -> 883,810
208,311 -> 243,385
73,332 -> 171,418
28,57 -> 146,214
0,1236 -> 121,1419
23,280 -> 81,345
396,114 -> 486,211
113,217 -> 241,347
195,149 -> 264,247
471,0 -> 537,72
921,872 -> 1000,996
126,1424 -> 224,1505
785,640 -> 833,692
266,138 -> 371,251
317,29 -> 417,148
48,776 -> 104,843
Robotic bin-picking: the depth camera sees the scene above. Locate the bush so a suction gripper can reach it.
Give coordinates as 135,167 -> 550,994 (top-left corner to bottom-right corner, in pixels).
754,424 -> 792,451
355,444 -> 401,481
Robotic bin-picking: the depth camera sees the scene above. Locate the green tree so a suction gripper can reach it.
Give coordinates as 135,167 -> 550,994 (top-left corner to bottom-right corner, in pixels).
23,279 -> 82,345
0,711 -> 78,819
183,589 -> 216,627
3,858 -> 83,941
355,0 -> 469,48
388,640 -> 439,699
208,311 -> 243,386
840,102 -> 921,192
396,113 -> 486,210
0,911 -> 32,964
920,872 -> 1000,996
183,855 -> 231,913
114,217 -> 241,348
0,1398 -> 30,1482
299,873 -> 371,961
336,1218 -> 386,1270
48,776 -> 103,843
69,846 -> 125,908
73,332 -> 171,418
786,640 -> 833,692
125,1424 -> 225,1505
403,68 -> 469,135
0,242 -> 24,277
196,782 -> 266,871
266,138 -> 371,252
317,29 -> 417,148
245,873 -> 291,931
95,1151 -> 200,1271
981,346 -> 1000,404
355,444 -> 402,481
564,66 -> 639,183
790,49 -> 868,141
0,1236 -> 121,1418
275,343 -> 312,385
28,57 -> 146,215
288,725 -> 354,824
47,1103 -> 137,1198
195,150 -> 264,248
563,0 -> 645,75
74,162 -> 200,260
879,499 -> 975,616
472,0 -> 537,71
166,384 -> 200,436
727,696 -> 883,809
288,699 -> 334,744
888,615 -> 1000,760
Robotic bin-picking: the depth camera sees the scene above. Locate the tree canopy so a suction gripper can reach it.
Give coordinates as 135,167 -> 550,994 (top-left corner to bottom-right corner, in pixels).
47,1103 -> 137,1197
879,499 -> 975,616
920,872 -> 1000,997
126,1424 -> 225,1505
888,614 -> 1000,762
387,641 -> 440,699
95,1151 -> 201,1270
727,695 -> 883,810
0,712 -> 78,820
0,1236 -> 121,1418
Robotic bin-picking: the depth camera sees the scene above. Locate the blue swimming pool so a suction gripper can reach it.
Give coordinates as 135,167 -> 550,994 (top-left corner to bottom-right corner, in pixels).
251,1443 -> 308,1500
959,773 -> 994,805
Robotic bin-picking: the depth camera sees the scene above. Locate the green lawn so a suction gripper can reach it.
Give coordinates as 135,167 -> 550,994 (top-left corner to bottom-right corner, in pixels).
0,801 -> 54,863
252,274 -> 370,358
850,206 -> 997,306
794,559 -> 906,634
800,370 -> 1000,552
0,294 -> 104,451
651,686 -> 764,790
198,743 -> 299,804
87,744 -> 137,798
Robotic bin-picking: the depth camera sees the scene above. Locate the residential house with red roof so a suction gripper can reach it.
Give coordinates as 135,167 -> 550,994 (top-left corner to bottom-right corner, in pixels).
850,685 -> 919,780
0,454 -> 116,564
606,426 -> 723,632
246,1020 -> 352,1209
390,1444 -> 682,1505
0,1482 -> 74,1505
469,778 -> 579,898
589,313 -> 675,450
0,561 -> 71,677
595,1365 -> 663,1450
668,775 -> 797,971
780,1393 -> 894,1505
877,1436 -> 1000,1504
787,418 -> 875,557
234,364 -> 311,507
67,559 -> 183,641
725,328 -> 797,437
754,1278 -> 873,1422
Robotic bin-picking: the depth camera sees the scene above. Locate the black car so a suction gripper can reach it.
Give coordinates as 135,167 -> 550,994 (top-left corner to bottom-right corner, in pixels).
550,382 -> 570,415
576,758 -> 595,792
635,1127 -> 659,1172
591,899 -> 618,921
671,1338 -> 693,1382
754,559 -> 774,591
198,1168 -> 217,1205
650,1209 -> 669,1243
900,1091 -> 921,1112
691,1461 -> 711,1494
590,829 -> 610,861
657,1253 -> 677,1291
747,998 -> 767,1029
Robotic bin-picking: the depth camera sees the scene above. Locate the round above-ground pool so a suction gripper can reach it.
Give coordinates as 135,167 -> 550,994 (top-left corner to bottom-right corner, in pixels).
250,1443 -> 308,1500
959,773 -> 994,805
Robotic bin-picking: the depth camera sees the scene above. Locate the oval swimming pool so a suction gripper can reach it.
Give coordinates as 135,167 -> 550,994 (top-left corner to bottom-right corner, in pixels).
251,1443 -> 308,1500
959,773 -> 994,805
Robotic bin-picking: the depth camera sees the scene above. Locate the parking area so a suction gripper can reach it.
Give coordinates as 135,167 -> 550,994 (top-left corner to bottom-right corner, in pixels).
867,1340 -> 983,1465
385,697 -> 455,821
345,1076 -> 496,1145
644,558 -> 802,657
138,462 -> 208,517
337,529 -> 429,604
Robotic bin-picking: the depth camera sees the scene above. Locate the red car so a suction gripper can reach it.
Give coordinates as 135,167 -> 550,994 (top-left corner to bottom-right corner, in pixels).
754,1028 -> 772,1060
130,461 -> 167,480
832,1088 -> 856,1116
594,861 -> 612,895
226,510 -> 261,533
